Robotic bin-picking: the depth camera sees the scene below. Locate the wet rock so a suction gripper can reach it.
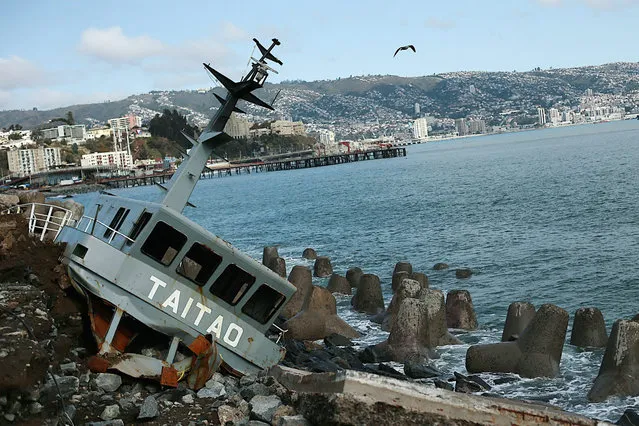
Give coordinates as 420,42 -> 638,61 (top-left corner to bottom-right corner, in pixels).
358,345 -> 392,364
268,257 -> 287,278
95,373 -> 122,392
434,379 -> 454,391
455,268 -> 472,279
393,261 -> 413,276
588,319 -> 639,402
263,246 -> 280,267
302,248 -> 317,260
501,302 -> 536,342
616,409 -> 639,426
445,290 -> 478,330
197,381 -> 227,399
352,274 -> 385,315
324,333 -> 353,347
570,307 -> 608,348
467,304 -> 569,378
278,415 -> 311,426
100,404 -> 120,421
492,376 -> 520,385
454,372 -> 491,394
326,273 -> 351,295
346,267 -> 363,288
281,266 -> 313,319
313,256 -> 333,277
433,262 -> 449,270
250,394 -> 282,423
403,361 -> 440,379
137,395 -> 159,420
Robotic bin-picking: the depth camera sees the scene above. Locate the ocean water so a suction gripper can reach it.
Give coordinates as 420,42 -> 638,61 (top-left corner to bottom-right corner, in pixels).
75,120 -> 639,421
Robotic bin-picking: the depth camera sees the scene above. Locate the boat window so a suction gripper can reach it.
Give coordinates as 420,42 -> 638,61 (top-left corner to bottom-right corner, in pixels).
72,243 -> 88,259
104,207 -> 129,239
209,264 -> 255,306
141,221 -> 187,266
177,243 -> 223,286
242,284 -> 286,324
127,211 -> 152,245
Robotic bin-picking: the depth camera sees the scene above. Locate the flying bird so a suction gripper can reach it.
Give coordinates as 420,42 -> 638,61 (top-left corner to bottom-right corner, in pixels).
394,45 -> 416,57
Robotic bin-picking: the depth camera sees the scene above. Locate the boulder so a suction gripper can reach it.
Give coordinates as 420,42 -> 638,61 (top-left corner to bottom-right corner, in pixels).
0,194 -> 20,210
17,191 -> 45,205
346,267 -> 363,288
137,396 -> 158,420
570,307 -> 608,348
95,373 -> 122,392
588,319 -> 639,402
433,262 -> 449,270
302,248 -> 317,260
281,266 -> 313,319
501,302 -> 536,342
616,409 -> 639,426
268,257 -> 287,278
327,273 -> 351,295
455,268 -> 472,279
46,199 -> 85,221
391,271 -> 410,293
393,261 -> 413,276
466,304 -> 569,378
445,290 -> 478,330
250,395 -> 282,423
313,256 -> 333,277
263,246 -> 280,268
403,361 -> 440,379
351,274 -> 385,315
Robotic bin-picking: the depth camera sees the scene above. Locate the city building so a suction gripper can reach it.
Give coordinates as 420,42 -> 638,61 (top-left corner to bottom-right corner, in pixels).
413,118 -> 428,140
414,103 -> 420,116
549,108 -> 561,126
468,119 -> 486,134
537,108 -> 547,126
80,151 -> 133,169
455,118 -> 468,136
270,120 -> 306,136
319,130 -> 336,145
42,125 -> 86,143
86,127 -> 113,140
224,113 -> 251,139
109,114 -> 141,153
249,128 -> 271,138
7,147 -> 62,176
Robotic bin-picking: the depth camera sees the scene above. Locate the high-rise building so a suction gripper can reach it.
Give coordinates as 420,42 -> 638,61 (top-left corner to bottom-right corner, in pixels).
537,108 -> 547,126
224,113 -> 250,139
414,103 -> 420,116
42,125 -> 86,142
549,108 -> 561,126
468,119 -> 486,134
109,114 -> 141,153
7,147 -> 62,176
270,120 -> 306,136
319,130 -> 336,145
413,118 -> 428,140
455,118 -> 468,136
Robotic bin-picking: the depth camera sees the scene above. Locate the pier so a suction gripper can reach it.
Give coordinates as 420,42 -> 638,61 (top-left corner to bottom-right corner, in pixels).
99,147 -> 406,189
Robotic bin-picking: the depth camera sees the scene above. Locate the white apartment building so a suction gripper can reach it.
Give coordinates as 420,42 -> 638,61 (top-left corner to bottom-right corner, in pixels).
86,127 -> 113,140
468,119 -> 486,134
42,125 -> 86,142
270,120 -> 306,136
413,118 -> 428,140
81,151 -> 133,169
537,108 -> 547,126
7,147 -> 62,176
319,130 -> 336,145
549,108 -> 561,126
224,113 -> 251,139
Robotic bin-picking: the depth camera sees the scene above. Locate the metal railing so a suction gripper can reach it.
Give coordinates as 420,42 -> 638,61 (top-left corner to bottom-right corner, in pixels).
75,215 -> 136,245
1,203 -> 76,241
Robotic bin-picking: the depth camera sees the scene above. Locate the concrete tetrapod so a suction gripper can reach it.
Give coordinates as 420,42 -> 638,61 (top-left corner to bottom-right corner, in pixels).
391,271 -> 410,293
501,302 -> 536,342
351,274 -> 385,315
281,266 -> 313,319
466,304 -> 568,378
445,290 -> 478,330
345,267 -> 363,288
262,246 -> 279,268
327,273 -> 351,295
393,261 -> 413,276
570,307 -> 608,348
382,278 -> 422,332
313,256 -> 333,277
588,319 -> 639,402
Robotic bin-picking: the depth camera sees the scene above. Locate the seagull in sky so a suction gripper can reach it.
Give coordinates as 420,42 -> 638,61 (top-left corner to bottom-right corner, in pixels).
394,45 -> 416,57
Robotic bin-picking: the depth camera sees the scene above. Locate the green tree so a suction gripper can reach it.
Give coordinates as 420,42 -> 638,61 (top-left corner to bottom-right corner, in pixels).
149,109 -> 198,144
72,143 -> 79,154
8,132 -> 22,140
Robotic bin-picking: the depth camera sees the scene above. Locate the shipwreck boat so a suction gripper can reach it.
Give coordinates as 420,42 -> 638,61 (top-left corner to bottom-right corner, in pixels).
54,38 -> 296,389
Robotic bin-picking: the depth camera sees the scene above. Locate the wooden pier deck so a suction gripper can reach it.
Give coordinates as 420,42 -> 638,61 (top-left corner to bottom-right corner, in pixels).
99,147 -> 406,189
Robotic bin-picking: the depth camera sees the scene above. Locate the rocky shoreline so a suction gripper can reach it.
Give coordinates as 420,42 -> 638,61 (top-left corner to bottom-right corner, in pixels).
1,194 -> 638,425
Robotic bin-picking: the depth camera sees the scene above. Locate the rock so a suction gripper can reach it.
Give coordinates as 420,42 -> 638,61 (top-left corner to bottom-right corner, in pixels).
358,346 -> 392,364
278,415 -> 311,426
346,267 -> 363,288
410,272 -> 429,289
181,393 -> 194,404
100,404 -> 120,421
263,246 -> 280,267
137,396 -> 159,420
454,372 -> 491,394
4,413 -> 15,422
466,304 -> 569,378
403,361 -> 440,379
0,194 -> 20,209
433,262 -> 449,270
281,266 -> 313,319
197,381 -> 227,399
588,319 -> 639,402
616,409 -> 639,426
272,405 -> 297,425
41,375 -> 79,402
352,274 -> 385,315
501,302 -> 536,342
327,273 -> 351,295
218,404 -> 249,424
60,361 -> 77,375
434,379 -> 454,391
570,307 -> 608,348
313,256 -> 333,277
302,248 -> 317,260
445,290 -> 478,330
324,333 -> 353,347
391,271 -> 410,293
17,190 -> 45,204
268,256 -> 287,277
250,394 -> 282,423
240,374 -> 259,387
455,268 -> 472,279
393,261 -> 413,276
85,420 -> 124,426
95,373 -> 122,392
240,383 -> 270,400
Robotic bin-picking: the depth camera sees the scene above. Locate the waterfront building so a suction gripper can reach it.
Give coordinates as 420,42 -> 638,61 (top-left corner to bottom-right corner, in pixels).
455,118 -> 468,136
468,119 -> 486,134
413,118 -> 429,140
7,147 -> 62,176
224,113 -> 250,139
549,108 -> 561,126
80,151 -> 133,169
537,108 -> 547,126
270,120 -> 306,136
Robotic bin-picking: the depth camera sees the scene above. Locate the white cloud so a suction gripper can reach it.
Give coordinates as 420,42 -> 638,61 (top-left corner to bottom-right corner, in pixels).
424,18 -> 455,30
0,88 -> 131,111
0,56 -> 45,90
220,22 -> 248,42
78,27 -> 165,63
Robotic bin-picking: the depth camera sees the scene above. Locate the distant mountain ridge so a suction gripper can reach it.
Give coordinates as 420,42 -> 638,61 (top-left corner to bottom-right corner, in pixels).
2,62 -> 638,130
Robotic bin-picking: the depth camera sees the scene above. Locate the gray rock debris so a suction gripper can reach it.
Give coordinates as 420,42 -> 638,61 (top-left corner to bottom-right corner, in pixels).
137,395 -> 159,420
250,394 -> 282,423
94,373 -> 122,392
100,404 -> 120,421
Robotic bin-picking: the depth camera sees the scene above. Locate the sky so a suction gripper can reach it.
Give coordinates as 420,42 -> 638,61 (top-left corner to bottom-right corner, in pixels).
1,0 -> 638,111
